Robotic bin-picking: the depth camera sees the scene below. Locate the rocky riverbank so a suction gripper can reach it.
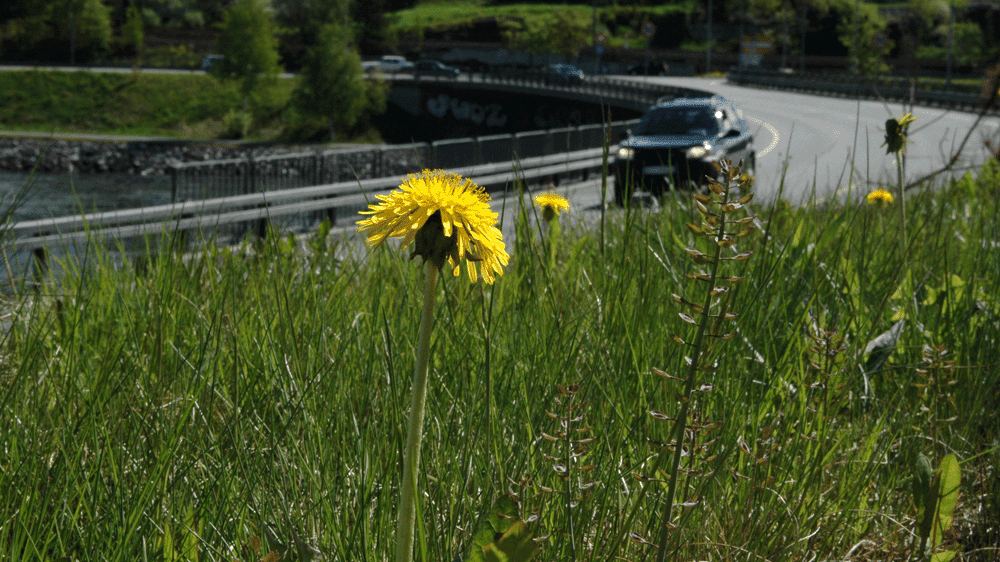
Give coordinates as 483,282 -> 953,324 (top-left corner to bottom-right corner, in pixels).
0,137 -> 332,176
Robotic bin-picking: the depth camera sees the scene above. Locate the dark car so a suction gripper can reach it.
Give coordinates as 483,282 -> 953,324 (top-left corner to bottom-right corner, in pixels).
413,60 -> 460,78
201,54 -> 224,72
611,96 -> 755,205
544,63 -> 584,84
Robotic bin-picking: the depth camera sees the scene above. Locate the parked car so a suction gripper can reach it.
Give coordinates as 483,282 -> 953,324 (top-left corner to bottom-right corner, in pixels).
363,55 -> 414,75
611,96 -> 755,205
413,59 -> 460,78
201,54 -> 224,72
544,63 -> 584,84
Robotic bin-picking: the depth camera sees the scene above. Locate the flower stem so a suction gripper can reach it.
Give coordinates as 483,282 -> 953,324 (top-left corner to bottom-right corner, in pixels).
395,262 -> 438,562
546,218 -> 560,272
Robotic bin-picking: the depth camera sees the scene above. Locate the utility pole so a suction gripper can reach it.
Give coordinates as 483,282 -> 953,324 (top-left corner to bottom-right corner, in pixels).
852,0 -> 859,76
592,0 -> 598,56
946,0 -> 954,87
70,0 -> 78,64
800,0 -> 807,73
739,0 -> 746,68
707,0 -> 713,74
781,0 -> 789,69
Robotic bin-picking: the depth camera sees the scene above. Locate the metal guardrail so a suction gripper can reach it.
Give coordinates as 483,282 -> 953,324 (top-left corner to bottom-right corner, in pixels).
11,146 -> 614,277
727,68 -> 998,115
169,120 -> 640,203
12,66 -> 713,278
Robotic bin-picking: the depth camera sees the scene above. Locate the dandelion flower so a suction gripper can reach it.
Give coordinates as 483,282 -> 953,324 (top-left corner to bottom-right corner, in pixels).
357,169 -> 509,284
866,189 -> 894,206
533,192 -> 570,220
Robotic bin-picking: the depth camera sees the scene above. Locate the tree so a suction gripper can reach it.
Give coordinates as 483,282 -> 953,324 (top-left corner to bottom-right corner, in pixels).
835,0 -> 891,76
547,10 -> 589,59
215,0 -> 282,108
133,0 -> 228,29
290,19 -> 386,138
121,1 -> 144,57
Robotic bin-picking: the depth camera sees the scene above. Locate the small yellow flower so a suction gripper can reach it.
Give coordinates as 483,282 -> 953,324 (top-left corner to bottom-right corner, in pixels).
357,169 -> 509,284
533,192 -> 570,218
534,192 -> 570,224
866,189 -> 895,206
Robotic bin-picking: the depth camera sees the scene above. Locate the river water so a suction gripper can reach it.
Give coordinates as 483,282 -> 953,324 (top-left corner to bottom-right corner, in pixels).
1,171 -> 173,223
1,171 -> 176,288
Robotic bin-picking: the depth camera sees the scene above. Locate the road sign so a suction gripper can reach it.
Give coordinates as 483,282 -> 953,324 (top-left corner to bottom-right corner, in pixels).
595,44 -> 605,56
642,22 -> 656,38
596,33 -> 607,45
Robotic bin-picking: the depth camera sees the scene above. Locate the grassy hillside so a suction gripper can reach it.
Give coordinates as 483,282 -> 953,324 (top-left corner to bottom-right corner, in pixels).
0,70 -> 294,140
386,1 -> 697,50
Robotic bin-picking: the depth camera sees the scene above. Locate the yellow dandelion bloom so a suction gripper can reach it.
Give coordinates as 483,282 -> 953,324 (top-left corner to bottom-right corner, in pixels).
866,189 -> 895,206
357,169 -> 509,284
533,192 -> 570,217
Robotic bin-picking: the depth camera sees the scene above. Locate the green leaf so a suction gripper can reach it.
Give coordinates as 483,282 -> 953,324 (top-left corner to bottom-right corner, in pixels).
482,520 -> 540,562
932,454 -> 961,546
916,453 -> 937,544
863,320 -> 904,377
464,496 -> 521,562
930,550 -> 957,562
913,453 -> 934,511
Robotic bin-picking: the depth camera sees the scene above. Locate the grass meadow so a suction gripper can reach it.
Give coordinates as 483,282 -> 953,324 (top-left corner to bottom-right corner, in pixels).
0,70 -> 293,140
0,155 -> 998,561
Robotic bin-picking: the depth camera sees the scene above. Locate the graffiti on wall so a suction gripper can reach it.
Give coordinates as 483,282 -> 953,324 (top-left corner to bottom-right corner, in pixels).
426,94 -> 508,127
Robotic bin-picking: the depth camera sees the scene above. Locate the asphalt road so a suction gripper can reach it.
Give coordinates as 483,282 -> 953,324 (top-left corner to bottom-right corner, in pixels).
634,76 -> 1000,204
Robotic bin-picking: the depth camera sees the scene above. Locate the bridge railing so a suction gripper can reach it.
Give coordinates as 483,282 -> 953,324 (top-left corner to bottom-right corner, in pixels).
10,144 -> 619,282
727,67 -> 998,115
170,119 -> 640,202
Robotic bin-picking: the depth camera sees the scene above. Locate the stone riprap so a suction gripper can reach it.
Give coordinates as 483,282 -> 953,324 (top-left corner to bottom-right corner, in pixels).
0,138 -> 360,176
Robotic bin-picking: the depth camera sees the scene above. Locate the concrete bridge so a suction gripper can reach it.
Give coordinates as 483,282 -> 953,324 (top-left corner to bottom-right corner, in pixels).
374,70 -> 714,143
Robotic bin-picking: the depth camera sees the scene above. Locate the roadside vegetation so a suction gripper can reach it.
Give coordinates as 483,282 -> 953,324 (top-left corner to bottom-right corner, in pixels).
0,142 -> 997,560
0,69 -> 292,140
0,68 -> 385,143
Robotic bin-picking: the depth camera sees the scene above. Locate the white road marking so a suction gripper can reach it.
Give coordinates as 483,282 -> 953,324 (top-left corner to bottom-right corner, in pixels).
744,115 -> 780,157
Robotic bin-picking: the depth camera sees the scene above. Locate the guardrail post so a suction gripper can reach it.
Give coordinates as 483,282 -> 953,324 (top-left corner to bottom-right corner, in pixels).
170,166 -> 178,203
31,245 -> 48,284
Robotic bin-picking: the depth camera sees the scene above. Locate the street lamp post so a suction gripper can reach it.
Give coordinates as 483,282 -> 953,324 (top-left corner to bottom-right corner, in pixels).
946,0 -> 954,87
852,0 -> 859,76
800,0 -> 807,73
707,0 -> 713,74
739,0 -> 746,68
781,0 -> 789,69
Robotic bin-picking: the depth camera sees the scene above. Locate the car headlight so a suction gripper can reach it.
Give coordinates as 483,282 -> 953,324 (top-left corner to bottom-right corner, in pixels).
617,147 -> 635,160
686,146 -> 707,158
686,142 -> 713,159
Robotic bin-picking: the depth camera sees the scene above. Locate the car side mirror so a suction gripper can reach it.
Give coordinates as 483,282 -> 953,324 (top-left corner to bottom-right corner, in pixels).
723,129 -> 741,138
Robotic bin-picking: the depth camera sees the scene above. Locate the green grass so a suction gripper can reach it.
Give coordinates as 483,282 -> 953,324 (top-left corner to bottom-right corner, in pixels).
0,70 -> 294,140
0,152 -> 998,561
386,1 -> 694,49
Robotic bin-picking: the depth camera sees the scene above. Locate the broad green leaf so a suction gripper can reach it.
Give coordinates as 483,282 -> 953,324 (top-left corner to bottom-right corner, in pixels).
464,496 -> 521,562
482,520 -> 540,562
932,454 -> 961,546
930,550 -> 957,562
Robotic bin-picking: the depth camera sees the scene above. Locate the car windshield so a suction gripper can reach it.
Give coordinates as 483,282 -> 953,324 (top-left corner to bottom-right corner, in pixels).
636,107 -> 720,136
